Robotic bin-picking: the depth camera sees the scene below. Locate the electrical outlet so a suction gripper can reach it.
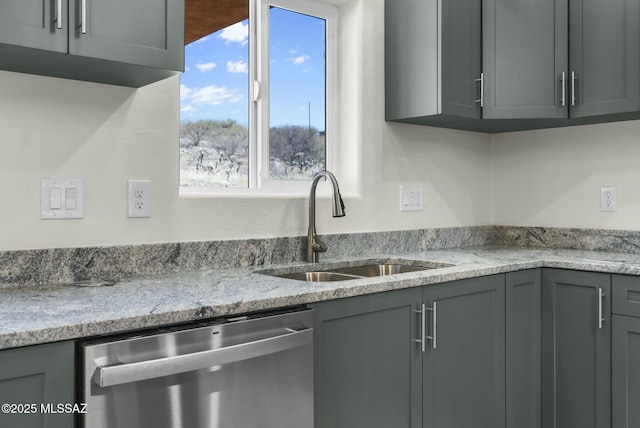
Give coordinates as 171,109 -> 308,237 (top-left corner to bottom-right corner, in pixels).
600,186 -> 617,212
128,180 -> 151,218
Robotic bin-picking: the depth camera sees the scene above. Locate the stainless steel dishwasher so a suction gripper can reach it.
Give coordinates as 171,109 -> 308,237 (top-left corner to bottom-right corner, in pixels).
78,308 -> 313,428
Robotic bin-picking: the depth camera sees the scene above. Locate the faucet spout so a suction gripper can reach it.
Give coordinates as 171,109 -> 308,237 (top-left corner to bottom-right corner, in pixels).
307,170 -> 345,263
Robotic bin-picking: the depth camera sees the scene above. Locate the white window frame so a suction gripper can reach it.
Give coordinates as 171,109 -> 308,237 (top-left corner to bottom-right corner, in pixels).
180,0 -> 338,196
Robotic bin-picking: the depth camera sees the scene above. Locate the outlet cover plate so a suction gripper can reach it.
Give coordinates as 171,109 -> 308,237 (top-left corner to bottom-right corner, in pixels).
128,180 -> 151,218
600,186 -> 617,212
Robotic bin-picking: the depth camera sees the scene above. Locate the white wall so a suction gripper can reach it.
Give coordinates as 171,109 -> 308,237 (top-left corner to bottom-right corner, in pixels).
0,0 -> 493,252
492,119 -> 640,229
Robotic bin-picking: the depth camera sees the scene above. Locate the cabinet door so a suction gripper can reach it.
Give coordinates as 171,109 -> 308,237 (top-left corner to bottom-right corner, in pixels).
612,315 -> 640,428
0,0 -> 67,53
440,0 -> 482,119
68,0 -> 184,70
0,341 -> 75,428
482,0 -> 568,119
311,287 -> 422,428
506,269 -> 541,428
612,274 -> 640,318
569,0 -> 640,117
541,269 -> 611,428
423,275 -> 505,428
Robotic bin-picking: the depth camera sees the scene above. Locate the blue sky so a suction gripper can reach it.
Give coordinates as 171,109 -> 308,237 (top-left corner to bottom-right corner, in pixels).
180,8 -> 326,131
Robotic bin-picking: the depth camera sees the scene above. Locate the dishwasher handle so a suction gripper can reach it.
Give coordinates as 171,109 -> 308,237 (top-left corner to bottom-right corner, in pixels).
95,326 -> 313,387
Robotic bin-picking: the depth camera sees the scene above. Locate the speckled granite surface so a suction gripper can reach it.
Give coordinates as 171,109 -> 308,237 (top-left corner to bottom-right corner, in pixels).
3,243 -> 640,350
0,226 -> 493,288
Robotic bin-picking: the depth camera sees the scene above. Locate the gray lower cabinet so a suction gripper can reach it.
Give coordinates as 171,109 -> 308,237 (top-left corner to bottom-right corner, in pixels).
506,269 -> 541,428
611,315 -> 640,428
312,269 -> 541,428
611,275 -> 640,428
422,274 -> 506,428
541,269 -> 611,428
0,0 -> 184,87
311,287 -> 422,428
0,341 -> 75,428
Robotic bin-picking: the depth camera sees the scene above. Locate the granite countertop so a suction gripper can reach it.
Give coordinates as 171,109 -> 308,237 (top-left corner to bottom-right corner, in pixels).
3,244 -> 640,350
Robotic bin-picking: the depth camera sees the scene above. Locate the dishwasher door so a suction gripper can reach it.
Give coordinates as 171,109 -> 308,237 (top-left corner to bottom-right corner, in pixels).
78,309 -> 313,428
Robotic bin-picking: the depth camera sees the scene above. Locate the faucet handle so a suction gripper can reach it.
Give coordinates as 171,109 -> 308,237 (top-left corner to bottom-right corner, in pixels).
312,234 -> 328,253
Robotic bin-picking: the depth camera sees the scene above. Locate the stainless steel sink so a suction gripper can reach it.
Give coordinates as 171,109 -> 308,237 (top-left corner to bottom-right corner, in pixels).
263,260 -> 454,282
276,271 -> 363,282
330,263 -> 432,277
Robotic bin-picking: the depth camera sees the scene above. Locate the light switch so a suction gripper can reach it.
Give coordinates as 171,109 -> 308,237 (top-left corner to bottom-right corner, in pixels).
50,187 -> 62,209
41,178 -> 84,219
65,187 -> 77,210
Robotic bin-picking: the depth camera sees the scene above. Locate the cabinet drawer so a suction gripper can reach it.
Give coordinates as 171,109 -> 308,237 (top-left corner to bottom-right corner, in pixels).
612,275 -> 640,317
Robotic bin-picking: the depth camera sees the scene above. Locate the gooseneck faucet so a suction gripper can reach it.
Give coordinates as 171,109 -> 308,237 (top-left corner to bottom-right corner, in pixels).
307,170 -> 346,262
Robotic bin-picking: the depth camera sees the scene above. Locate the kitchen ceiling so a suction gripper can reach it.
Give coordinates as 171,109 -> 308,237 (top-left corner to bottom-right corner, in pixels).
185,0 -> 248,44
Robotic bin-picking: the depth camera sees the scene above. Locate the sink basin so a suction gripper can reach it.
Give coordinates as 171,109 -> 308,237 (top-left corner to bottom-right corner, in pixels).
262,260 -> 454,282
330,263 -> 433,277
276,271 -> 363,282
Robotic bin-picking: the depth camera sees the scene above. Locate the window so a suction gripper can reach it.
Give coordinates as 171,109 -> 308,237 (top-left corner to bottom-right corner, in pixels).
179,0 -> 337,194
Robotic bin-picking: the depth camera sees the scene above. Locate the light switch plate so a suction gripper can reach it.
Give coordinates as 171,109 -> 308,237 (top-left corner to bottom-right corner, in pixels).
400,185 -> 424,212
41,178 -> 84,219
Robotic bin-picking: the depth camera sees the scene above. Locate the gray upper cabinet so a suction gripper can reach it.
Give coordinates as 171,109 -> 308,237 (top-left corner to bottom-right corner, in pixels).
482,0 -> 568,119
0,1 -> 67,53
541,269 -> 611,428
386,0 -> 640,131
484,0 -> 639,120
0,0 -> 184,87
385,0 -> 481,126
569,0 -> 640,117
68,0 -> 184,71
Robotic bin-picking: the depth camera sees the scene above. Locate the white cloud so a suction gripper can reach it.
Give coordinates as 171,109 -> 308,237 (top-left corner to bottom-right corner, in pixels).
189,85 -> 242,106
226,60 -> 248,74
180,84 -> 193,101
218,22 -> 249,45
195,62 -> 216,72
293,55 -> 310,65
181,105 -> 197,113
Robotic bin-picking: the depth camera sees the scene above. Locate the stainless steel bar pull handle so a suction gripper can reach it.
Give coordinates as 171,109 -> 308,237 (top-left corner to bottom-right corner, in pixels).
56,0 -> 63,29
475,73 -> 484,108
561,72 -> 566,107
95,327 -> 313,387
415,304 -> 426,352
81,0 -> 87,34
571,71 -> 577,106
598,288 -> 605,329
425,302 -> 437,349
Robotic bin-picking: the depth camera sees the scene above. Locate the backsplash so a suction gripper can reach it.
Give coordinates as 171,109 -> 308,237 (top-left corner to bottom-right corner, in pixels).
490,226 -> 640,253
2,225 -> 640,288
